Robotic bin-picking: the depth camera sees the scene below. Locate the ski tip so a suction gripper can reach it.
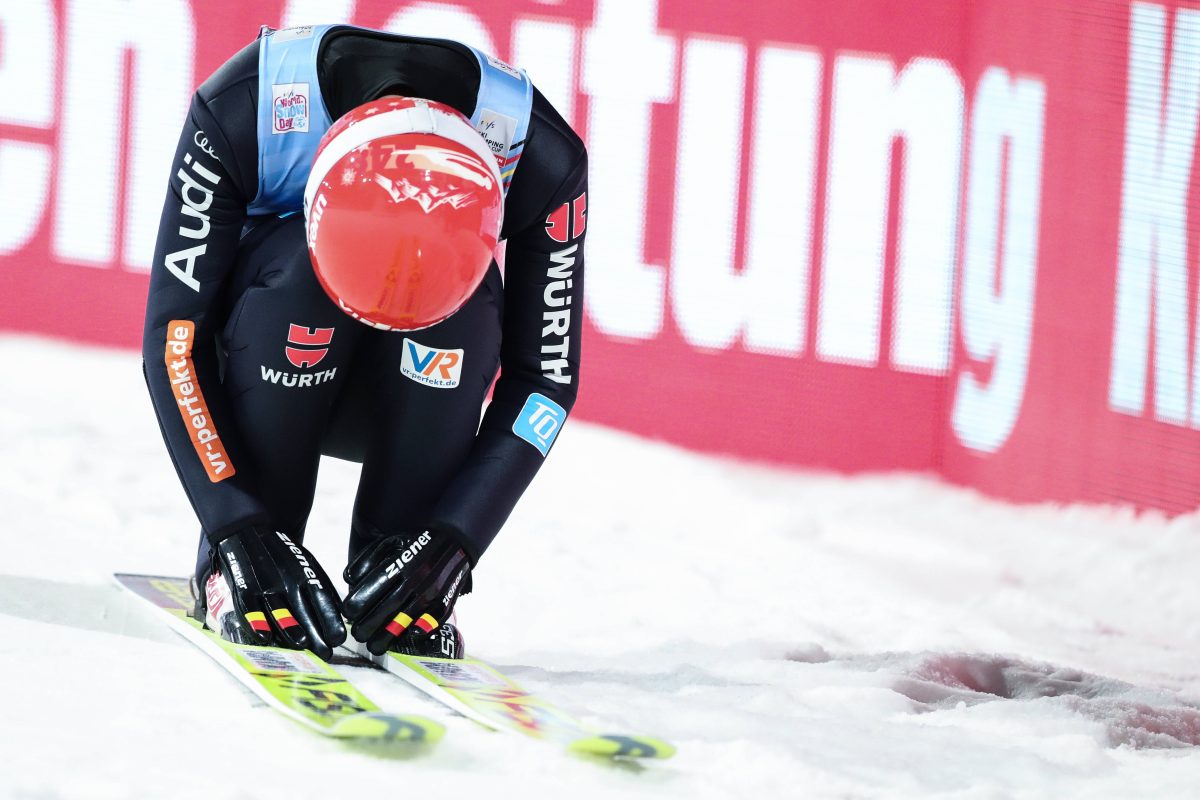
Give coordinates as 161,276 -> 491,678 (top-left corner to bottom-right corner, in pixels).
568,734 -> 677,760
330,712 -> 445,744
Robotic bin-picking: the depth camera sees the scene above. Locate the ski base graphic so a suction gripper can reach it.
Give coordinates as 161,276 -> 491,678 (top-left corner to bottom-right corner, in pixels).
115,573 -> 443,744
352,643 -> 675,759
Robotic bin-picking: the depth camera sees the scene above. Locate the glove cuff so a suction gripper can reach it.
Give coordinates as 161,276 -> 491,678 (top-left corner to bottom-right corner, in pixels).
206,516 -> 272,546
428,521 -> 478,566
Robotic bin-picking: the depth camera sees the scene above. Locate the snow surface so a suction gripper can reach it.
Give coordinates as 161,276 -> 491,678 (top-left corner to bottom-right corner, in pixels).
3,334 -> 1200,799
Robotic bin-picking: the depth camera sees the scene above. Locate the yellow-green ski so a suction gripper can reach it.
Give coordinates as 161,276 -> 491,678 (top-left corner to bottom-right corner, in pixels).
115,573 -> 443,744
352,645 -> 675,760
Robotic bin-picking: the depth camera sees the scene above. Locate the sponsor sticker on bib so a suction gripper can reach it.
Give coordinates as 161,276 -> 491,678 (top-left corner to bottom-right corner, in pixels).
476,108 -> 517,162
273,26 -> 314,42
485,54 -> 522,80
272,83 -> 310,134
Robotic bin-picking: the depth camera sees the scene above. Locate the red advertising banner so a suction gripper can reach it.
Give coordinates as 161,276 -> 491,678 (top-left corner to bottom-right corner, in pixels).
2,1 -> 1198,511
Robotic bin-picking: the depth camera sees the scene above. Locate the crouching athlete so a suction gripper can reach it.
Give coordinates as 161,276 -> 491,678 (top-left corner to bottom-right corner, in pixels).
142,23 -> 587,660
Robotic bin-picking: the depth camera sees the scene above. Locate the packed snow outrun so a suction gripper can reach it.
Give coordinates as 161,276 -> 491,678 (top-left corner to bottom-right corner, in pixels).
1,335 -> 1199,799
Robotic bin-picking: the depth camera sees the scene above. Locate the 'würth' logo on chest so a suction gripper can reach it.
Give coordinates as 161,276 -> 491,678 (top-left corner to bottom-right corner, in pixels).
285,324 -> 334,368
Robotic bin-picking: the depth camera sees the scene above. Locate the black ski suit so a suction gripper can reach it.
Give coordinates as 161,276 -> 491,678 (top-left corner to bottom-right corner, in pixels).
141,26 -> 587,574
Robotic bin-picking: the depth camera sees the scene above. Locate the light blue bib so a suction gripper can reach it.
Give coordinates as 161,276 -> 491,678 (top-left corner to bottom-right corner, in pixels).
249,24 -> 533,217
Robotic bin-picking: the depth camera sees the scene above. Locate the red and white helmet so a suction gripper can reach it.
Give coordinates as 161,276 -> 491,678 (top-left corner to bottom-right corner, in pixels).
303,96 -> 503,331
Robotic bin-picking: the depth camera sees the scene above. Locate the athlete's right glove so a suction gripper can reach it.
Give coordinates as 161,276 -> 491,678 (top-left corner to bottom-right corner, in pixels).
342,527 -> 472,656
202,526 -> 346,660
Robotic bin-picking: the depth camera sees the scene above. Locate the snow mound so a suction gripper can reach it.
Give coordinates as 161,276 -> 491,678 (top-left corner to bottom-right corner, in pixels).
3,335 -> 1200,798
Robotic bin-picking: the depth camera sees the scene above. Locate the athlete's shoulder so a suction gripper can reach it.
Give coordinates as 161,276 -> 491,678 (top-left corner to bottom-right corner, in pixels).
502,86 -> 585,236
528,86 -> 586,166
196,37 -> 260,105
187,37 -> 262,199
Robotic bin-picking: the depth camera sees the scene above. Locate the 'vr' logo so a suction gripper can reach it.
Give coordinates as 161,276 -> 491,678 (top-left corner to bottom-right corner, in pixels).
285,324 -> 334,368
401,339 -> 465,389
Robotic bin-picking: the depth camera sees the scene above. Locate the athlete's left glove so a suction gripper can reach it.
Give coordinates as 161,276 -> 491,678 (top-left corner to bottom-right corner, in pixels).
203,526 -> 347,661
342,527 -> 472,656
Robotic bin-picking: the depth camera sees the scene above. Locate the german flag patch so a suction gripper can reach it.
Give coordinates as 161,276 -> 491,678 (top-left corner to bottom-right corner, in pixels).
386,612 -> 413,637
272,608 -> 300,629
245,611 -> 270,632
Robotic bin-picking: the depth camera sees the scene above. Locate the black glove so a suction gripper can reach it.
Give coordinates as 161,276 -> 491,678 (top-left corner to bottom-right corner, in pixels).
205,526 -> 346,660
342,527 -> 472,656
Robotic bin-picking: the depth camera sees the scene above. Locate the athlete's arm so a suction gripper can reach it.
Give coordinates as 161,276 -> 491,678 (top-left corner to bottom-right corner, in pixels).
427,91 -> 587,562
142,42 -> 272,541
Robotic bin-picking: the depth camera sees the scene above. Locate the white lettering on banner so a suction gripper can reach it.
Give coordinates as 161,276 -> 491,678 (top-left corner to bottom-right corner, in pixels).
951,69 -> 1047,453
1109,4 -> 1200,426
818,56 -> 964,371
671,37 -> 749,350
513,18 -> 578,125
582,0 -> 676,339
742,46 -> 822,356
54,0 -> 194,270
0,3 -> 55,256
281,0 -> 355,27
9,0 -> 1066,465
383,3 -> 497,54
